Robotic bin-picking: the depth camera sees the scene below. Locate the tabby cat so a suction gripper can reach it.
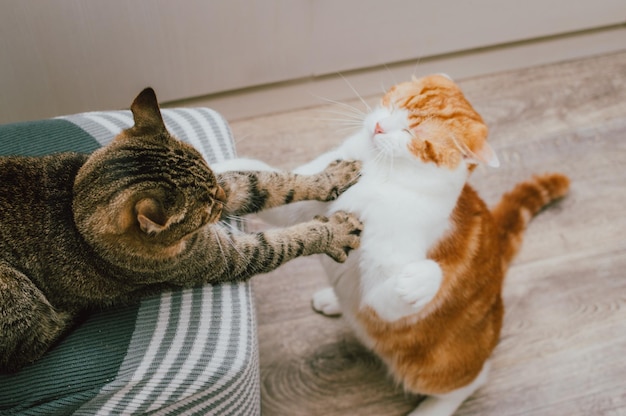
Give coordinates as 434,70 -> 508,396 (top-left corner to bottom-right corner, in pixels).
0,87 -> 363,373
227,75 -> 570,415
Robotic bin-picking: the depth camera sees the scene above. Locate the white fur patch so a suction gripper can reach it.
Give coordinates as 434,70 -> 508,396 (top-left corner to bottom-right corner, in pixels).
312,287 -> 342,316
395,260 -> 443,310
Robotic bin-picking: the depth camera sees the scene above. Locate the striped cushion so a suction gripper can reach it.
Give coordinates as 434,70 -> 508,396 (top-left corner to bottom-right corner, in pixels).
0,109 -> 260,415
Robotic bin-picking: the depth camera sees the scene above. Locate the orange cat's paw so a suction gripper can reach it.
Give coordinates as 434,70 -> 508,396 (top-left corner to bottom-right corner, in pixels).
312,287 -> 342,316
395,260 -> 442,310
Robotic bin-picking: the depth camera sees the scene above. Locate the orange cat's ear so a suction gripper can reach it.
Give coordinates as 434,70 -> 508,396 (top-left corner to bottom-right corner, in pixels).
450,134 -> 500,168
469,142 -> 500,168
128,87 -> 167,135
135,198 -> 169,234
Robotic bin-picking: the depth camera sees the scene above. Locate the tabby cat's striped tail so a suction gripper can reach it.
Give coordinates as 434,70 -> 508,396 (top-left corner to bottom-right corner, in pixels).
492,173 -> 570,269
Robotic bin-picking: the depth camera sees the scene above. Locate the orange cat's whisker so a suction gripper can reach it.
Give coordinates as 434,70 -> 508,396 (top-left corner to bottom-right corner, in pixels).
312,95 -> 368,117
336,72 -> 372,113
317,109 -> 365,122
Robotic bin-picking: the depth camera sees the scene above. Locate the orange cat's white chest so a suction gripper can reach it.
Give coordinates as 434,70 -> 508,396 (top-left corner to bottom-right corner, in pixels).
331,162 -> 465,262
325,161 -> 467,325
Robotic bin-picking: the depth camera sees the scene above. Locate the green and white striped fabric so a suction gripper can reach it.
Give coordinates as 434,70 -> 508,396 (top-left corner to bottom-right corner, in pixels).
0,108 -> 261,415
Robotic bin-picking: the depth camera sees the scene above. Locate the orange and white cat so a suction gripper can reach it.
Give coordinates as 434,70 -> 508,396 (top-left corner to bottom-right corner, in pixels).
218,74 -> 570,415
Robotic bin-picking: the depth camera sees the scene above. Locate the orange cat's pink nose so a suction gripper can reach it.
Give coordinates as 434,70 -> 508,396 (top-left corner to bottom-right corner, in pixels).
374,122 -> 385,135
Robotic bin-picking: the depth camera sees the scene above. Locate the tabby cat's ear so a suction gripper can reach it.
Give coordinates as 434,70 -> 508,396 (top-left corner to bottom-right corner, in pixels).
135,198 -> 169,234
128,87 -> 167,135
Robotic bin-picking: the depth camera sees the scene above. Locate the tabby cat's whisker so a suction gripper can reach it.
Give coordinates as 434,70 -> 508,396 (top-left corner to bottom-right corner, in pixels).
221,218 -> 248,236
222,217 -> 247,234
233,133 -> 252,145
215,223 -> 249,261
224,214 -> 247,223
229,240 -> 249,262
212,227 -> 228,264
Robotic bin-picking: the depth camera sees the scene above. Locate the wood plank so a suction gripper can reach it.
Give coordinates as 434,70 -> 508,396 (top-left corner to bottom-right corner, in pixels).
231,51 -> 626,415
465,247 -> 626,416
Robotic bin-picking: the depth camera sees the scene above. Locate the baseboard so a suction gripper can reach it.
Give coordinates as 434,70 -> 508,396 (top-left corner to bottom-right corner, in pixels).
165,24 -> 626,122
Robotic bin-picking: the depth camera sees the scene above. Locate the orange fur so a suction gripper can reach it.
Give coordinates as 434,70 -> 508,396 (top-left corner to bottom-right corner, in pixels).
385,75 -> 493,169
356,76 -> 570,398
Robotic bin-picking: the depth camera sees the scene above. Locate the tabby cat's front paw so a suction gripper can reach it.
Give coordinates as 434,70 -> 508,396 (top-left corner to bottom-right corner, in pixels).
318,210 -> 362,263
318,160 -> 362,201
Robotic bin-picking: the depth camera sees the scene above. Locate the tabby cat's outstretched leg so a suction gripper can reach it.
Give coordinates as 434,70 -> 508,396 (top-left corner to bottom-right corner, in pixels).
217,160 -> 361,217
208,211 -> 363,284
0,262 -> 73,373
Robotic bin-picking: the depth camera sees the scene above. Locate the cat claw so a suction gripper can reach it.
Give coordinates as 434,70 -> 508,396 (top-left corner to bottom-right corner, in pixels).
312,287 -> 342,316
323,211 -> 363,263
394,260 -> 443,310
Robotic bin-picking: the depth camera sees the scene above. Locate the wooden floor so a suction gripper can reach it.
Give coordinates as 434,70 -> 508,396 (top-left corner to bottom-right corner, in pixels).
230,51 -> 626,416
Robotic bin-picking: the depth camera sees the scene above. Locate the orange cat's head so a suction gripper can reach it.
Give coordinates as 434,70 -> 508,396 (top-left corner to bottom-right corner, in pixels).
365,74 -> 499,170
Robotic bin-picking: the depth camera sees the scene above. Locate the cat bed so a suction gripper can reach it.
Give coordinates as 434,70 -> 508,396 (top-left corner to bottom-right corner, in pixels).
0,108 -> 260,415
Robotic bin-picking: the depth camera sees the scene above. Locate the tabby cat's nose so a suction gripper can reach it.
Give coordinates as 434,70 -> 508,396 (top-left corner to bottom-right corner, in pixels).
374,122 -> 385,135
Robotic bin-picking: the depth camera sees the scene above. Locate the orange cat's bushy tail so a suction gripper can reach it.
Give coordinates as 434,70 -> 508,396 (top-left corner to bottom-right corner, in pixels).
492,173 -> 570,269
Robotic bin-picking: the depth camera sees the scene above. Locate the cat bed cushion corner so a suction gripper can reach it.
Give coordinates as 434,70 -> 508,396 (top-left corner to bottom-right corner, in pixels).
0,109 -> 260,415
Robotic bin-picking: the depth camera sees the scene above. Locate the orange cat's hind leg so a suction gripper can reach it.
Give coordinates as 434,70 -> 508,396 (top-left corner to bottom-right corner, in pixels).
408,361 -> 490,416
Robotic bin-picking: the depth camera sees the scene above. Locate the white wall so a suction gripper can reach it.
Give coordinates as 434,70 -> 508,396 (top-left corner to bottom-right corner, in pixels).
0,0 -> 624,123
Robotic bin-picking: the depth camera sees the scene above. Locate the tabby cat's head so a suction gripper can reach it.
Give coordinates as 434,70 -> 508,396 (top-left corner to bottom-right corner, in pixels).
73,88 -> 225,266
363,74 -> 499,170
